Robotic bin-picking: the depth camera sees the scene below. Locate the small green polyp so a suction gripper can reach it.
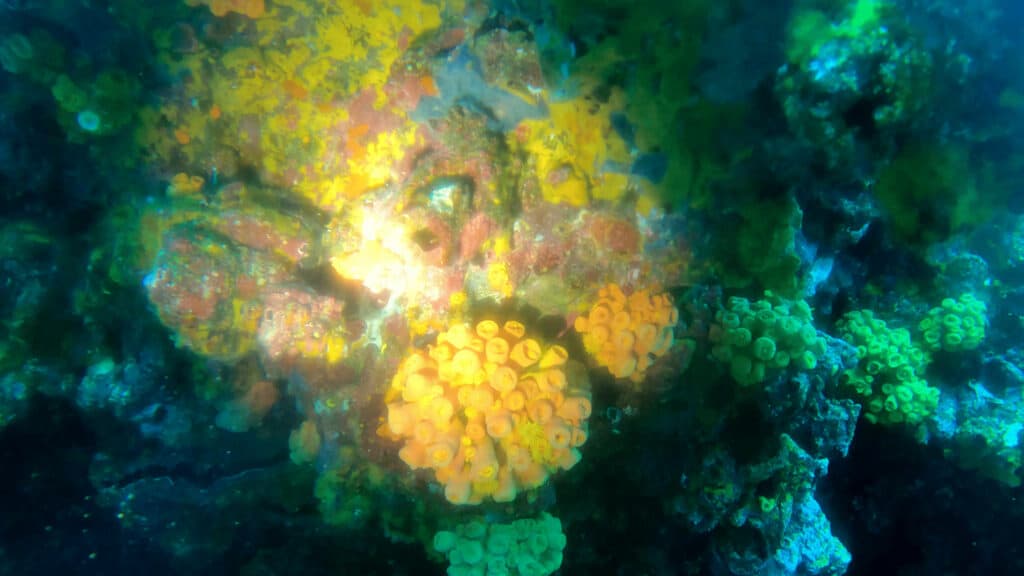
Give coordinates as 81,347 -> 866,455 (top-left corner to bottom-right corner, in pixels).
753,337 -> 776,361
76,109 -> 101,132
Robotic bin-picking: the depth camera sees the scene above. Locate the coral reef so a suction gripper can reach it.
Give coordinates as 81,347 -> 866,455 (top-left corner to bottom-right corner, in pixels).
4,1 -> 1024,575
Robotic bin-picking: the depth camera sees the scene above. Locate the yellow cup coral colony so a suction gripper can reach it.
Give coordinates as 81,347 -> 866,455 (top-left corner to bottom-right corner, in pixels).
383,320 -> 591,505
573,284 -> 678,383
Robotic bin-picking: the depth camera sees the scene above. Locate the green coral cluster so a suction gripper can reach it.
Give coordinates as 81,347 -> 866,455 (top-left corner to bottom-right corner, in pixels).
710,292 -> 826,386
433,513 -> 567,576
837,310 -> 938,426
918,293 -> 987,352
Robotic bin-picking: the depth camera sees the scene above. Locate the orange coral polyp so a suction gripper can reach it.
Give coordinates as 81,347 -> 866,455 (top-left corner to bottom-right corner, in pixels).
635,323 -> 658,351
548,390 -> 566,409
467,387 -> 494,411
608,283 -> 626,303
545,420 -> 572,449
485,409 -> 514,438
571,427 -> 588,447
510,339 -> 542,367
485,337 -> 510,364
554,447 -> 581,470
413,420 -> 436,445
445,478 -> 472,504
612,310 -> 632,332
470,439 -> 498,481
476,320 -> 500,339
243,0 -> 264,18
506,444 -> 532,471
465,419 -> 487,441
168,173 -> 204,196
456,386 -> 472,408
504,388 -> 526,412
196,0 -> 266,19
516,461 -> 549,489
629,290 -> 652,312
636,354 -> 652,374
450,349 -> 482,382
539,345 -> 569,369
585,325 -> 610,352
527,399 -> 555,424
437,360 -> 455,383
557,397 -> 592,422
494,469 -> 518,502
209,0 -> 229,16
589,304 -> 612,326
517,377 -> 540,399
403,353 -> 430,373
428,397 -> 454,426
446,324 -> 473,349
429,342 -> 453,362
611,354 -> 637,379
502,320 -> 526,340
428,440 -> 456,468
489,365 -> 518,393
388,403 -> 414,435
613,329 -> 636,352
399,443 -> 426,468
542,369 -> 567,392
573,316 -> 588,333
403,373 -> 432,402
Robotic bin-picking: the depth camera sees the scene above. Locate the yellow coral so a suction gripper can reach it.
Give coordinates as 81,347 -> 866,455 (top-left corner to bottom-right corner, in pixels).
575,284 -> 678,384
384,320 -> 590,505
148,0 -> 449,213
516,91 -> 634,207
166,173 -> 204,198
